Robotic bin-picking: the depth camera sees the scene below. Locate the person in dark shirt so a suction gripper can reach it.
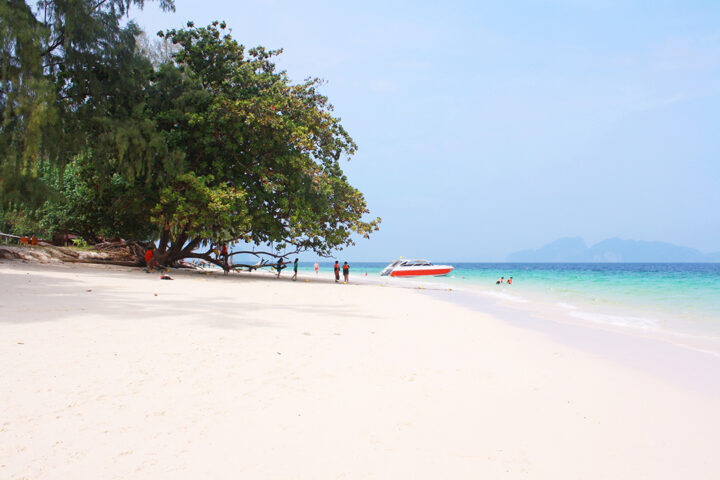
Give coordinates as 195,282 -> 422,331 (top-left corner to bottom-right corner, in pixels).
292,258 -> 299,281
342,262 -> 350,283
276,258 -> 285,278
334,261 -> 340,283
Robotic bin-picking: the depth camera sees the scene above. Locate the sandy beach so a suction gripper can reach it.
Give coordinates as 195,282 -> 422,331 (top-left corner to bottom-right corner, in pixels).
2,260 -> 720,479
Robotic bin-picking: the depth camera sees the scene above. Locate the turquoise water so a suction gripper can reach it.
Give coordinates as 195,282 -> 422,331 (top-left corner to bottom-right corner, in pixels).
302,262 -> 720,337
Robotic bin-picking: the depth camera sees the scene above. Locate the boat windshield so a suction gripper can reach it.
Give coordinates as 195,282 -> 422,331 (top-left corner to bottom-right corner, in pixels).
400,260 -> 432,267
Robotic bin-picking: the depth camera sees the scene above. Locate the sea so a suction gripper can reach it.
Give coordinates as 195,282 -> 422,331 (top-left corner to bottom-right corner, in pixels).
300,262 -> 720,342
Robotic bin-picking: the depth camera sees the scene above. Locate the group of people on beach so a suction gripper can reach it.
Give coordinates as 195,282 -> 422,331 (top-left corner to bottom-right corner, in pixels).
333,261 -> 350,283
275,258 -> 298,280
496,276 -> 513,285
277,259 -> 350,283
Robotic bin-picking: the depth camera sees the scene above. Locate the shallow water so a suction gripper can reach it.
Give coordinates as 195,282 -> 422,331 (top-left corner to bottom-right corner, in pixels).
303,262 -> 720,338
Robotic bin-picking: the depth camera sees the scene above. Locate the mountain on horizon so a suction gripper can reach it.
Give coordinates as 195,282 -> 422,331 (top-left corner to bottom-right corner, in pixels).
507,237 -> 720,263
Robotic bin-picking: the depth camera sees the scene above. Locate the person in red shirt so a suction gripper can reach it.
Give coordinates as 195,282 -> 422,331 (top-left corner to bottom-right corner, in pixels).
145,248 -> 155,272
333,261 -> 340,283
507,277 -> 513,285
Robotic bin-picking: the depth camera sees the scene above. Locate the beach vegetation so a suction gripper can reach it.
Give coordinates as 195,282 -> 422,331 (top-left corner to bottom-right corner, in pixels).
142,22 -> 380,267
1,16 -> 379,268
0,0 -> 175,207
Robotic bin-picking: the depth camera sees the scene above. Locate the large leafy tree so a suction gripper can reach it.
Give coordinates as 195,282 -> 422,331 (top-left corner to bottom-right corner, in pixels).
146,22 -> 379,267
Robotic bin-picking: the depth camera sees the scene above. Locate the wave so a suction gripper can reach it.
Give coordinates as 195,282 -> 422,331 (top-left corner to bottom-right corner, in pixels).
555,302 -> 578,310
477,290 -> 528,303
568,310 -> 659,330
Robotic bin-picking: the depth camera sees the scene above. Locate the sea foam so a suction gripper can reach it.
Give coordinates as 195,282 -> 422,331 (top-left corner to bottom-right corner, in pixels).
568,310 -> 659,330
477,290 -> 528,303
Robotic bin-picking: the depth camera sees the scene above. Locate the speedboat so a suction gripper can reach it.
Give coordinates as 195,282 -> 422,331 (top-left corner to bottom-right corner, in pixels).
380,259 -> 454,277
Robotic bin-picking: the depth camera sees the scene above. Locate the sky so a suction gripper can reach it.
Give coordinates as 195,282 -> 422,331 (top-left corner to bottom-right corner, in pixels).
129,0 -> 720,261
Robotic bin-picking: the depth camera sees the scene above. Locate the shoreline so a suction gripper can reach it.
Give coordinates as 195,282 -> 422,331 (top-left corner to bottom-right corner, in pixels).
300,264 -> 720,361
299,262 -> 720,332
424,287 -> 720,399
2,260 -> 720,478
204,261 -> 720,395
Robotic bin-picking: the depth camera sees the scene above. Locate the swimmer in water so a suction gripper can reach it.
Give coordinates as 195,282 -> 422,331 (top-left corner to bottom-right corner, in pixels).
496,276 -> 504,285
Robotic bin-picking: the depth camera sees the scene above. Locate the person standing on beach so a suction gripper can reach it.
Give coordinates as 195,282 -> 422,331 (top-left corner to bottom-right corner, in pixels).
314,261 -> 319,274
220,244 -> 229,275
145,247 -> 155,272
342,262 -> 350,283
292,258 -> 299,281
334,261 -> 340,283
277,258 -> 285,278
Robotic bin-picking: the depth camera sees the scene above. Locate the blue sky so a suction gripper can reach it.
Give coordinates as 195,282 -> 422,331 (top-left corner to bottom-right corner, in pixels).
130,0 -> 720,261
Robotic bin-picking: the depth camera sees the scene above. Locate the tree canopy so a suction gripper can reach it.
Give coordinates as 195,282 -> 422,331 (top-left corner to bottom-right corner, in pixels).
0,0 -> 174,205
1,10 -> 380,267
145,22 -> 379,266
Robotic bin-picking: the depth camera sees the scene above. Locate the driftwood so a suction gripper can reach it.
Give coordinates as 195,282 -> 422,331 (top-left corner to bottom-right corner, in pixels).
0,241 -> 145,267
0,245 -> 108,263
93,241 -> 146,265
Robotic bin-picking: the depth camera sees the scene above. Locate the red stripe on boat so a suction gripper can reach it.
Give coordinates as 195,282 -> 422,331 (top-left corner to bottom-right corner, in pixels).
390,268 -> 452,277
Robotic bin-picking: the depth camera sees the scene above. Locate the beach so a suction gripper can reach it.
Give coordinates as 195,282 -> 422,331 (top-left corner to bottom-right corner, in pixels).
2,261 -> 720,479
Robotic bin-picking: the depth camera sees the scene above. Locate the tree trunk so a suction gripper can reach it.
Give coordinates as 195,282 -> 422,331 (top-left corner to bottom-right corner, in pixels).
159,231 -> 188,266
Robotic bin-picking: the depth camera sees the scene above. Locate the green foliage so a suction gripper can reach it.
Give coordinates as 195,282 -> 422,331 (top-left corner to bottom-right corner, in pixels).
2,17 -> 380,264
71,238 -> 89,248
0,152 -> 158,242
0,1 -> 57,205
152,172 -> 248,242
146,22 -> 380,260
0,0 -> 175,207
46,153 -> 160,241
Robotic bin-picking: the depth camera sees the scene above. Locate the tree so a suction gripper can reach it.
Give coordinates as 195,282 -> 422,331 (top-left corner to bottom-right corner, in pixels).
0,0 -> 174,207
3,19 -> 380,267
144,22 -> 380,268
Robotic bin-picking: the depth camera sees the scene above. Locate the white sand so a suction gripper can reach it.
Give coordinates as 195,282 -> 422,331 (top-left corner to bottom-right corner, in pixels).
1,261 -> 719,479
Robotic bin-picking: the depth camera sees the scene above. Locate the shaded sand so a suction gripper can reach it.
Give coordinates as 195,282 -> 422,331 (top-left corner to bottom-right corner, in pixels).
1,261 -> 719,479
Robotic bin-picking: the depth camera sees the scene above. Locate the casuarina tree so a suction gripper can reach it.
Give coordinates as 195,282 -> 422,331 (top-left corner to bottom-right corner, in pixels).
0,0 -> 174,207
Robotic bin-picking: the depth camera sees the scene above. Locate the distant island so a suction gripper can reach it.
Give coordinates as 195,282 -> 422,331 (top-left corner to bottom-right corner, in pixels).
507,237 -> 720,263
